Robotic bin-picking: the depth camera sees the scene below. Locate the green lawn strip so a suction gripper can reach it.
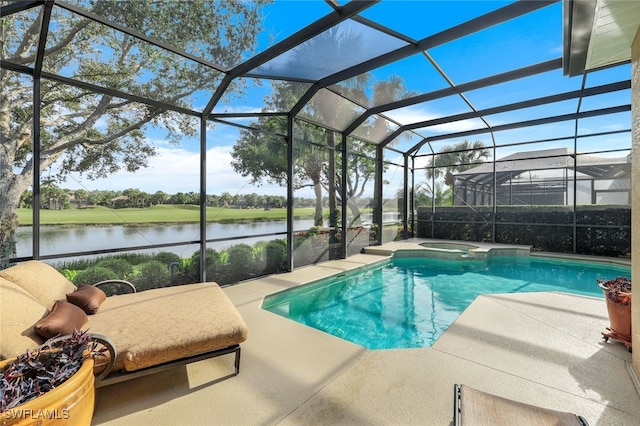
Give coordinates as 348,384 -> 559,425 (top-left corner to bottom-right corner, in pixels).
17,205 -> 317,226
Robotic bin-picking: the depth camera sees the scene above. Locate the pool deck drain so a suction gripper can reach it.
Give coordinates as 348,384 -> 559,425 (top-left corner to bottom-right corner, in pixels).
93,240 -> 638,426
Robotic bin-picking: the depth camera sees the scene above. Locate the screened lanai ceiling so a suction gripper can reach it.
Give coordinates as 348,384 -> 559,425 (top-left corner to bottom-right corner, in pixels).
1,0 -> 635,158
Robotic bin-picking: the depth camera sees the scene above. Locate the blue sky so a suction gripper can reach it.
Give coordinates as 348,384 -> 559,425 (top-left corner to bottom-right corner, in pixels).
60,0 -> 631,198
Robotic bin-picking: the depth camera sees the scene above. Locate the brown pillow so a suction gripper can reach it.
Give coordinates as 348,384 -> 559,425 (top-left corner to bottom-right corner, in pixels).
34,300 -> 88,339
66,284 -> 107,314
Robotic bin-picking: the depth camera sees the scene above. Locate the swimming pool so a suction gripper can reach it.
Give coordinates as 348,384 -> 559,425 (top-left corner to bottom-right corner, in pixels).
261,255 -> 631,350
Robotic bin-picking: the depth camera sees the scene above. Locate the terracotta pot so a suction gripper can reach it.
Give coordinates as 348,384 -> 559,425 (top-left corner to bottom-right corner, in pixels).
0,358 -> 95,426
603,295 -> 632,341
598,282 -> 632,351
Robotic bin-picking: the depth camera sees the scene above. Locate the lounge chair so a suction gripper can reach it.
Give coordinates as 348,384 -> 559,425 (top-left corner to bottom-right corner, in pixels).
453,384 -> 589,426
1,260 -> 248,387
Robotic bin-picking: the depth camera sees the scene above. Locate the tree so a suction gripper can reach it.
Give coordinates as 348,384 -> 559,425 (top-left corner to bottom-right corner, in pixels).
414,181 -> 452,207
87,189 -> 116,207
231,26 -> 371,228
230,83 -> 329,225
219,192 -> 233,207
286,27 -> 369,231
73,189 -> 89,208
206,194 -> 219,207
19,190 -> 33,208
184,191 -> 199,205
425,140 -> 489,205
1,0 -> 271,259
231,25 -> 416,235
231,76 -> 415,228
337,139 -> 376,225
244,193 -> 262,208
169,192 -> 189,205
41,184 -> 69,210
150,190 -> 168,206
426,140 -> 490,186
330,75 -> 417,225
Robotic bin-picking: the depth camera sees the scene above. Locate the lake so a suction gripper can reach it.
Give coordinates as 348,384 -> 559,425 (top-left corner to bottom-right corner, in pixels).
16,220 -> 316,260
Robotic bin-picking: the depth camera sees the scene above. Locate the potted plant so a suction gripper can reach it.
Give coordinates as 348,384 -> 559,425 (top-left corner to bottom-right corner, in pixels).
0,330 -> 101,425
598,276 -> 632,352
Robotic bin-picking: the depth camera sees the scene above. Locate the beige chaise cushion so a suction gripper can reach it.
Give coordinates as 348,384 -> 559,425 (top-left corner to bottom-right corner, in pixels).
0,277 -> 47,358
87,282 -> 248,372
0,260 -> 76,309
456,384 -> 586,426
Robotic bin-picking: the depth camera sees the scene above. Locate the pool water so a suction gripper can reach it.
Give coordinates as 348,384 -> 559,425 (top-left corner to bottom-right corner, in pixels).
262,256 -> 631,350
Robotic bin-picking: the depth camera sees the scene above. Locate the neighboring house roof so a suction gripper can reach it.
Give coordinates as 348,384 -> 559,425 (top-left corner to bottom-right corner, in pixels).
454,148 -> 630,186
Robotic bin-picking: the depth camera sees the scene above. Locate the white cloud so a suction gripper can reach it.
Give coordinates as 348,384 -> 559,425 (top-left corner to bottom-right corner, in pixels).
383,105 -> 434,125
384,105 -> 488,135
62,145 -> 289,196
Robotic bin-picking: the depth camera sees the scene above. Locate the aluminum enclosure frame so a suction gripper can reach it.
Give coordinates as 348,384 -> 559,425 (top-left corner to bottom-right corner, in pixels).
1,0 -> 633,274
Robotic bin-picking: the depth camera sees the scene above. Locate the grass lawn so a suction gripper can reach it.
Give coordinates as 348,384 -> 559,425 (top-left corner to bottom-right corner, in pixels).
17,205 -> 319,226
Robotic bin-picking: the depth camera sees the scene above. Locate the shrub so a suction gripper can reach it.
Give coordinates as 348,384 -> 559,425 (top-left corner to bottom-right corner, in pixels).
227,244 -> 254,282
61,269 -> 79,282
96,258 -> 134,279
153,252 -> 181,267
116,253 -> 154,266
152,252 -> 184,284
131,260 -> 170,291
56,258 -> 96,271
252,241 -> 268,260
167,257 -> 192,285
250,241 -> 267,275
265,239 -> 287,274
218,250 -> 229,265
73,266 -> 118,285
186,249 -> 222,283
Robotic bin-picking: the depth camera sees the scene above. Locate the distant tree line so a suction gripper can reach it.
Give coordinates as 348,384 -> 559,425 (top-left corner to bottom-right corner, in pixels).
17,186 -> 372,211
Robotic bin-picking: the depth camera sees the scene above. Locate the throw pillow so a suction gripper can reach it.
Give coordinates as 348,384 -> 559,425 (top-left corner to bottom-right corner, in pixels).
34,300 -> 88,339
66,284 -> 107,314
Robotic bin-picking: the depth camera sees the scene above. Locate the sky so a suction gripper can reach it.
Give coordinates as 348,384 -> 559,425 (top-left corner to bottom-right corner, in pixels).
55,0 -> 632,199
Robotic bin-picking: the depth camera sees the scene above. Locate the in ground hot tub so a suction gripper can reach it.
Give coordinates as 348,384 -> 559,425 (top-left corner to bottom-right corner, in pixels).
419,242 -> 478,252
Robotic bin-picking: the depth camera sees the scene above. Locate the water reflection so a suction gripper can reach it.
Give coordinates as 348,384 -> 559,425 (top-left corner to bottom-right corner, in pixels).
17,220 -> 314,259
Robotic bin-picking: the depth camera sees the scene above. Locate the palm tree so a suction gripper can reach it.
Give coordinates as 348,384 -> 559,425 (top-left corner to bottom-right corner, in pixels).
426,140 -> 490,186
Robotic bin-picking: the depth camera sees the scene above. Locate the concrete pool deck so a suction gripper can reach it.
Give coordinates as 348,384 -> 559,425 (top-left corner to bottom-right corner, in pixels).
93,240 -> 638,425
